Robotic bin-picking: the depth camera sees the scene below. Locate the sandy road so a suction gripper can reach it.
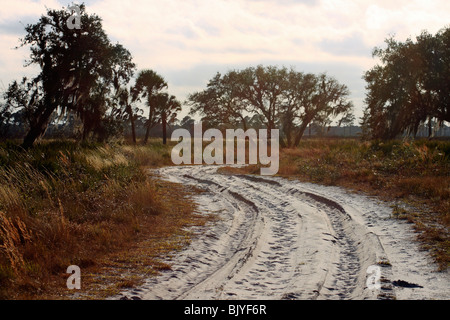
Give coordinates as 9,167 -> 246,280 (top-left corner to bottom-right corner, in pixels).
116,166 -> 449,300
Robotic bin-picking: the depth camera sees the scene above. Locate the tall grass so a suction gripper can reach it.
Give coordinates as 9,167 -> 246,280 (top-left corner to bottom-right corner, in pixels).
0,139 -> 192,299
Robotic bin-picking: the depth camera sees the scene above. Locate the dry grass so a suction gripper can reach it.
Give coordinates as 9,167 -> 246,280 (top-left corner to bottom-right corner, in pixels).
40,179 -> 209,300
0,139 -> 206,299
1,136 -> 448,299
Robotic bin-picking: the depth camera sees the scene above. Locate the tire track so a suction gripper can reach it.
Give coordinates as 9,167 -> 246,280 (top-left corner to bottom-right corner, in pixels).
115,166 -> 449,300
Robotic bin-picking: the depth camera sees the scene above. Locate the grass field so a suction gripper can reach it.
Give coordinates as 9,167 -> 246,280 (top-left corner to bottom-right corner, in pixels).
1,137 -> 448,299
0,139 -> 210,299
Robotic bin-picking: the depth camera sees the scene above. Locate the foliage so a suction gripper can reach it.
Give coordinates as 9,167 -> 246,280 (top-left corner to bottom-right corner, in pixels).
188,65 -> 353,147
15,4 -> 136,148
132,70 -> 168,144
362,27 -> 450,139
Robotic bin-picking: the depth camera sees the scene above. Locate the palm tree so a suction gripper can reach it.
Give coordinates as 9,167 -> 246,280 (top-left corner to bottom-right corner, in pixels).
115,86 -> 138,144
161,95 -> 181,144
133,70 -> 167,144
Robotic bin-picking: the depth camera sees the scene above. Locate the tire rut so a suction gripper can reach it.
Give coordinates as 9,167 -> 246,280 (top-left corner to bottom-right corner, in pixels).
115,166 -> 428,300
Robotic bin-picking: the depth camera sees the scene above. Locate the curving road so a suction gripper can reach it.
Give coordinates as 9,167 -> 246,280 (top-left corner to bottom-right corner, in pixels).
116,166 -> 449,300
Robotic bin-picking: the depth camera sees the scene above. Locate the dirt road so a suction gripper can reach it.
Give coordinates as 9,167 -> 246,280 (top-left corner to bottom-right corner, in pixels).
116,166 -> 449,300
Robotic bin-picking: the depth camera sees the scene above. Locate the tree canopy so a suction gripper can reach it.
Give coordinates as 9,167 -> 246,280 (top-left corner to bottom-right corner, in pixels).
188,65 -> 353,147
16,4 -> 137,147
131,69 -> 181,144
362,27 -> 450,139
0,4 -> 183,147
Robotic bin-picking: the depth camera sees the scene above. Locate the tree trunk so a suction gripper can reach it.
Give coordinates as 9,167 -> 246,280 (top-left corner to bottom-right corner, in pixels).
21,106 -> 55,149
267,118 -> 274,141
143,106 -> 152,144
282,112 -> 293,148
22,125 -> 44,150
143,125 -> 150,144
285,129 -> 291,148
293,119 -> 311,147
239,115 -> 248,132
162,111 -> 167,145
127,105 -> 136,144
428,117 -> 433,138
130,116 -> 137,144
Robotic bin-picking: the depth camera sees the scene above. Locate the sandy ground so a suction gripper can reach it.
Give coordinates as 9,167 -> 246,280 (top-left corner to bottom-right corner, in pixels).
115,165 -> 449,300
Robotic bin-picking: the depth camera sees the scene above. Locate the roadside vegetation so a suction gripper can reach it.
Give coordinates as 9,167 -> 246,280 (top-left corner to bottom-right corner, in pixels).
0,139 -> 210,299
220,138 -> 450,270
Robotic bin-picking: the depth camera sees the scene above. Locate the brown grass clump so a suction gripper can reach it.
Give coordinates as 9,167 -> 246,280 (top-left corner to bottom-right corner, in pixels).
0,211 -> 32,274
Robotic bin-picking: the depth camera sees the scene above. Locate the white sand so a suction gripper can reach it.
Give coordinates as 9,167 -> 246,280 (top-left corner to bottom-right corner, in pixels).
115,165 -> 449,300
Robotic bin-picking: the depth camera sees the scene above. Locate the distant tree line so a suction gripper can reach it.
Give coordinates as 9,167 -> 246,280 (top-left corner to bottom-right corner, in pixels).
0,3 -> 447,148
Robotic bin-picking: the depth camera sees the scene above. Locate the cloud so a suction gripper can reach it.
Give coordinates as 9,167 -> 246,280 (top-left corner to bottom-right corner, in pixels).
1,0 -> 449,119
319,33 -> 373,57
0,18 -> 34,36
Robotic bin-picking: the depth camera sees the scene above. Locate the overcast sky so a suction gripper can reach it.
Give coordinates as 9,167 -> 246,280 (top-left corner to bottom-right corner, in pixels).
1,0 -> 449,122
